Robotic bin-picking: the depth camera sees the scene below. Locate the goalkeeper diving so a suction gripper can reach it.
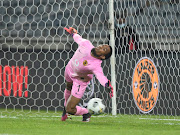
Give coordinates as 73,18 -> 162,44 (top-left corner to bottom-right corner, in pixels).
62,27 -> 113,122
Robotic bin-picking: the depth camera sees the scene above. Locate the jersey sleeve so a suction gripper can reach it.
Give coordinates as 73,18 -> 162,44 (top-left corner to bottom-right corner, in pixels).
93,66 -> 108,87
73,34 -> 92,47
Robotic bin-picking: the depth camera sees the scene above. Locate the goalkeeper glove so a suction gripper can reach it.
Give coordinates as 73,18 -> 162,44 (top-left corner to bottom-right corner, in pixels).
64,27 -> 77,36
105,80 -> 113,98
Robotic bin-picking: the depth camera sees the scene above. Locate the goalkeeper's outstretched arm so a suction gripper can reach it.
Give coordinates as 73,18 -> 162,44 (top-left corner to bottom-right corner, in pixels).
93,67 -> 113,98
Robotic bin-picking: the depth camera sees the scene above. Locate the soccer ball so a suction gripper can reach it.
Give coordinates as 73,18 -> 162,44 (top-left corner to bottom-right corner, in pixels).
87,98 -> 105,115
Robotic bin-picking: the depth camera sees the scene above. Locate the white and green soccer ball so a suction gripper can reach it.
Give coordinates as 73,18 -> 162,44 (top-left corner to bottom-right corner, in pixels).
87,98 -> 105,115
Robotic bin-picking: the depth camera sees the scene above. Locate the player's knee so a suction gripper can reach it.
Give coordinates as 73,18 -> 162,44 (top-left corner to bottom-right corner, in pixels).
66,105 -> 76,115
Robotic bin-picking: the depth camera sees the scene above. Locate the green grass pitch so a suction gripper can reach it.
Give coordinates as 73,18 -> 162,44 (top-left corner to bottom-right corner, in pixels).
0,110 -> 179,135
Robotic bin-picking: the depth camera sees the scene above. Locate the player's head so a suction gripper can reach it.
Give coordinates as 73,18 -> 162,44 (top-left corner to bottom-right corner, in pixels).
91,45 -> 112,60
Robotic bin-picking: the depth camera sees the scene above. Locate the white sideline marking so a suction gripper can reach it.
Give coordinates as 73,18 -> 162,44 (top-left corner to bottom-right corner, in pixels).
0,115 -> 115,119
0,134 -> 21,135
139,118 -> 180,121
0,116 -> 17,119
151,122 -> 180,125
1,115 -> 179,121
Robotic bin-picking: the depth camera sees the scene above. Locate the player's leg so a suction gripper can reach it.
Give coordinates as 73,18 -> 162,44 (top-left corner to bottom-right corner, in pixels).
61,67 -> 73,121
66,82 -> 88,115
64,81 -> 72,106
64,66 -> 74,106
66,82 -> 91,122
66,95 -> 82,114
66,96 -> 91,122
61,81 -> 72,121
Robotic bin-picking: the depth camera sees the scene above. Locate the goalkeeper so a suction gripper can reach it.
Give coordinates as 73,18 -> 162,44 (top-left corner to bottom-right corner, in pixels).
62,27 -> 113,122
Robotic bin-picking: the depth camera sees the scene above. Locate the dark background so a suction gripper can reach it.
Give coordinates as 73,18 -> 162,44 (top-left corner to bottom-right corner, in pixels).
0,48 -> 179,116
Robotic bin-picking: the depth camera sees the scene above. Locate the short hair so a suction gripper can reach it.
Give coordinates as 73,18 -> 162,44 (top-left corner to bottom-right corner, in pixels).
104,45 -> 112,60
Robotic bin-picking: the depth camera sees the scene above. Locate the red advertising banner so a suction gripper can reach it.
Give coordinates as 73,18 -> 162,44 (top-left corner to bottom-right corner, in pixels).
0,65 -> 28,97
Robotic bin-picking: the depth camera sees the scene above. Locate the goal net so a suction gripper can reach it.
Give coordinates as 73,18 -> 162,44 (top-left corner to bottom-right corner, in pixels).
0,0 -> 179,117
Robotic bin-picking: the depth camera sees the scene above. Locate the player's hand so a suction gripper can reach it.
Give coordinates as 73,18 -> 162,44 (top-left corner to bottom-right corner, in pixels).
64,27 -> 77,36
105,80 -> 113,98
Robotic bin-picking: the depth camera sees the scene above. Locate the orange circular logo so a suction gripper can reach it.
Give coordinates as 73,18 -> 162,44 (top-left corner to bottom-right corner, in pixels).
132,57 -> 159,113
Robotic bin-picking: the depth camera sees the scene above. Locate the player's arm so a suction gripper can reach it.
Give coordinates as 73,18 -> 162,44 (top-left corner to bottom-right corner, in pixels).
93,66 -> 113,98
64,27 -> 89,45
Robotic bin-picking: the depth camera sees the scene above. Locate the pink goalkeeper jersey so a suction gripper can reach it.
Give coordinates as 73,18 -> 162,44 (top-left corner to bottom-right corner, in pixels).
66,34 -> 108,87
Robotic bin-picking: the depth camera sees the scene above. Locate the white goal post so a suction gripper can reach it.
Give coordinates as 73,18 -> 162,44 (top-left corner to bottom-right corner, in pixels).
109,0 -> 117,116
0,0 -> 179,117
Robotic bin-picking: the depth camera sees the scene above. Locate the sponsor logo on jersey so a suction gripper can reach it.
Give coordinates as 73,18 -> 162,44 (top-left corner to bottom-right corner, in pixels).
83,60 -> 88,66
132,57 -> 159,113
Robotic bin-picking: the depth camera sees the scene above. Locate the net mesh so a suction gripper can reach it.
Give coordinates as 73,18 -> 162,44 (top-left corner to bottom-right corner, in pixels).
0,0 -> 179,117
